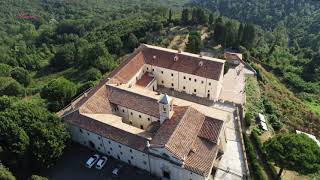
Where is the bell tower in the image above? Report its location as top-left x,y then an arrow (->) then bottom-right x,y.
158,94 -> 173,124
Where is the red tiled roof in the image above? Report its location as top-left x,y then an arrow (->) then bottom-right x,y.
107,85 -> 160,118
198,117 -> 224,143
64,111 -> 148,151
151,107 -> 206,160
142,47 -> 224,80
109,51 -> 146,84
136,72 -> 154,87
184,137 -> 218,176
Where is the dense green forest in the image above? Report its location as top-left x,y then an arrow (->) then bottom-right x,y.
189,0 -> 320,114
0,0 -> 319,179
0,0 -> 187,179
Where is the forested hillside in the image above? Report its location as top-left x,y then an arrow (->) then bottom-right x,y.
0,0 -> 319,179
0,0 -> 186,179
189,0 -> 320,117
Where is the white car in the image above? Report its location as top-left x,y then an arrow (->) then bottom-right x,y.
85,154 -> 100,168
95,156 -> 108,170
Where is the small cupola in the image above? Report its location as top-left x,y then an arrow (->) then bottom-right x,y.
158,94 -> 173,124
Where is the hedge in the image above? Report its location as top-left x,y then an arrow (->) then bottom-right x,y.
243,133 -> 266,180
251,131 -> 279,179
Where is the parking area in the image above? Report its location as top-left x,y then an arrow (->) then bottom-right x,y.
44,143 -> 159,180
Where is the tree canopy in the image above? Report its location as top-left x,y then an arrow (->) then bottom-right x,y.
264,133 -> 320,177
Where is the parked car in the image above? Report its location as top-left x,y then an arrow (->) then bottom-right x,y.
95,156 -> 108,170
111,165 -> 124,178
85,154 -> 100,168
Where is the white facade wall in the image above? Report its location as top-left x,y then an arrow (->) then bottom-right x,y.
178,72 -> 207,98
154,66 -> 179,90
101,138 -> 150,171
68,124 -> 211,180
68,124 -> 150,171
149,154 -> 205,180
68,125 -> 105,153
114,105 -> 159,130
145,64 -> 222,101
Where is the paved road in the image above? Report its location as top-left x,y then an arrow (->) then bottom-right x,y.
44,143 -> 159,180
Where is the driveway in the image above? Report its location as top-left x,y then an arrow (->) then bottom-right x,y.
44,143 -> 159,180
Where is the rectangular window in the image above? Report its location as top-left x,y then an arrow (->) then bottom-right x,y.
161,71 -> 163,74
171,83 -> 174,87
209,82 -> 211,86
201,81 -> 204,84
171,73 -> 173,77
194,79 -> 197,82
189,78 -> 191,81
194,89 -> 197,93
109,141 -> 111,144
79,129 -> 83,133
139,115 -> 141,118
183,76 -> 186,79
119,145 -> 121,148
130,112 -> 133,115
161,80 -> 164,84
183,86 -> 186,90
120,152 -> 123,155
143,161 -> 147,165
140,125 -> 144,130
130,149 -> 133,153
122,109 -> 125,113
148,118 -> 150,121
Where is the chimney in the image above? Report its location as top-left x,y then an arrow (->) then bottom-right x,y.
146,141 -> 150,148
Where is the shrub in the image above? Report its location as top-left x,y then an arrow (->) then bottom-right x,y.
29,175 -> 48,180
0,77 -> 24,97
0,167 -> 16,180
251,131 -> 279,179
85,68 -> 102,81
0,63 -> 12,77
245,112 -> 252,127
40,78 -> 77,111
243,133 -> 266,180
10,67 -> 31,86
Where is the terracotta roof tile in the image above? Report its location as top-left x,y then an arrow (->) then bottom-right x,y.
184,138 -> 218,176
107,85 -> 159,118
109,51 -> 146,84
151,107 -> 205,160
136,73 -> 154,87
198,117 -> 224,143
64,111 -> 148,151
142,47 -> 223,80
